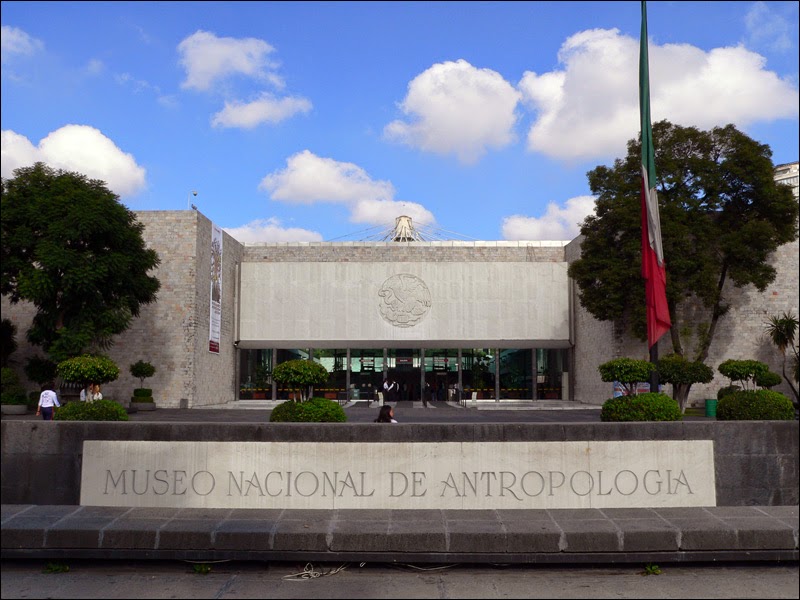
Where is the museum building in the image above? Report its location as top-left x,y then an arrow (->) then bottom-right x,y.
3,163 -> 797,408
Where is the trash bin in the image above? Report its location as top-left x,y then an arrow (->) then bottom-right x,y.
351,388 -> 359,401
705,399 -> 718,418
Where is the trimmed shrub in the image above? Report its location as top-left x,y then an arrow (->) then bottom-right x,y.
271,360 -> 329,402
133,388 -> 153,397
754,370 -> 782,389
717,385 -> 740,400
270,397 -> 347,423
54,398 -> 129,421
130,360 -> 156,388
716,390 -> 794,421
130,396 -> 154,403
598,358 -> 655,396
600,392 -> 683,422
57,354 -> 120,387
717,359 -> 770,390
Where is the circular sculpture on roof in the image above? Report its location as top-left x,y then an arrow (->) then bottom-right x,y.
378,273 -> 431,328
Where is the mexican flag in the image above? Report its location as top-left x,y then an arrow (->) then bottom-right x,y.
639,0 -> 671,348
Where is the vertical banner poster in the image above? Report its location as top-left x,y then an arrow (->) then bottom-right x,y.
209,224 -> 223,353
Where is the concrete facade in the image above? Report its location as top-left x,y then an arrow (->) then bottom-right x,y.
1,159 -> 797,407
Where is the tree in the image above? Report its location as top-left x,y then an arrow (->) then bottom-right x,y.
0,319 -> 17,368
657,353 -> 713,413
1,163 -> 160,362
568,122 -> 798,366
56,354 -> 120,392
764,312 -> 799,406
597,358 -> 655,397
129,360 -> 156,390
271,359 -> 329,402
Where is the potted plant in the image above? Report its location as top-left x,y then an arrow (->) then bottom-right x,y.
129,360 -> 157,411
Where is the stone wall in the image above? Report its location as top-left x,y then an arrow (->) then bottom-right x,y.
2,421 -> 796,507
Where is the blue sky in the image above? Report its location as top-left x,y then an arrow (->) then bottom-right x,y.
2,1 -> 798,243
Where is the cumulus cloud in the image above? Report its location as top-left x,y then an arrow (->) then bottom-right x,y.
520,28 -> 799,161
178,30 -> 282,91
501,195 -> 596,241
1,25 -> 43,63
1,125 -> 147,197
259,150 -> 435,226
211,93 -> 312,129
224,217 -> 323,243
384,59 -> 521,164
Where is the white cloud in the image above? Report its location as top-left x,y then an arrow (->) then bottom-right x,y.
85,58 -> 105,76
501,195 -> 596,241
520,28 -> 799,161
211,93 -> 312,129
1,25 -> 43,63
1,125 -> 147,197
224,218 -> 323,243
259,150 -> 435,226
745,1 -> 795,54
384,59 -> 521,164
178,30 -> 282,91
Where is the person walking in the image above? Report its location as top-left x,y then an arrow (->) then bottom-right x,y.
36,382 -> 61,421
374,405 -> 398,423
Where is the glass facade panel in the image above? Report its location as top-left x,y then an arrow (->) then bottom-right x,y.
349,349 -> 382,401
238,346 -> 570,402
313,349 -> 347,401
499,349 -> 533,399
461,348 -> 495,400
238,349 -> 273,399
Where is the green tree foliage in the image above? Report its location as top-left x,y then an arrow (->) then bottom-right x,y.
600,392 -> 682,422
56,354 -> 120,389
0,319 -> 17,368
764,312 -> 799,405
1,163 -> 160,362
568,122 -> 798,365
717,359 -> 772,391
54,398 -> 129,421
657,353 -> 713,413
597,358 -> 655,396
269,397 -> 347,422
129,360 -> 156,389
24,355 -> 58,387
271,359 -> 329,402
716,389 -> 794,421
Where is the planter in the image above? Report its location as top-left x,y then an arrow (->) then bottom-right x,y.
130,402 -> 156,411
1,404 -> 28,415
705,398 -> 718,418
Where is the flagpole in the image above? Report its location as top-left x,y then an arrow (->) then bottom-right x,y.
640,0 -> 669,391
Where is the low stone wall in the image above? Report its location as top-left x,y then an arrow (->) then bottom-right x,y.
1,421 -> 797,507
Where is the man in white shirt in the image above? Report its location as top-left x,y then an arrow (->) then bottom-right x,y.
36,382 -> 61,421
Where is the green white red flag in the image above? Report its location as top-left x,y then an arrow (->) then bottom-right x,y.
639,0 -> 671,348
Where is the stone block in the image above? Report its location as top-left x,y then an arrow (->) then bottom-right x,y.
272,518 -> 332,551
554,519 -> 621,553
330,518 -> 391,552
614,518 -> 679,552
158,519 -> 218,550
213,519 -> 275,551
386,519 -> 447,552
445,519 -> 507,553
501,518 -> 562,553
100,519 -> 164,549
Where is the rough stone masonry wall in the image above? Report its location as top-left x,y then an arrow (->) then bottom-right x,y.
106,211 -> 200,407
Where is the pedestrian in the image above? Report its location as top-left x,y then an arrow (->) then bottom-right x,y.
374,405 -> 397,423
80,383 -> 93,402
36,381 -> 61,421
90,383 -> 103,401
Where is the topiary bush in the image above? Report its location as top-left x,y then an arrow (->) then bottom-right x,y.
54,398 -> 129,421
271,359 -> 329,402
717,385 -> 740,400
269,397 -> 347,423
600,392 -> 683,422
597,358 -> 655,396
716,390 -> 794,421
